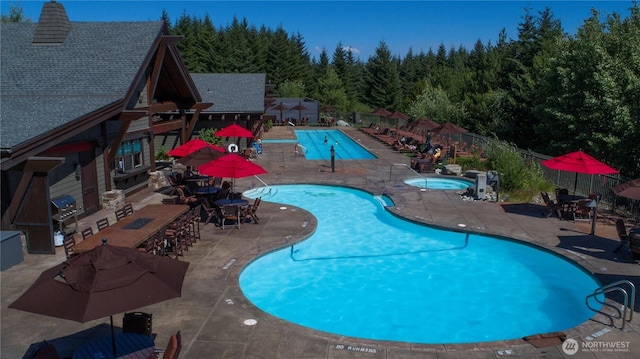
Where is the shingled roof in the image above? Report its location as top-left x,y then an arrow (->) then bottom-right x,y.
190,73 -> 266,113
0,20 -> 164,150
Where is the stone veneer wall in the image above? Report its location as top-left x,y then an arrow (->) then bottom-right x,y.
102,190 -> 124,210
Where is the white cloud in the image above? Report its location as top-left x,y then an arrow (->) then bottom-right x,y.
342,46 -> 360,55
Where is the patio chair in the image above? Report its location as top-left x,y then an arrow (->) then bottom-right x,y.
123,202 -> 135,216
122,312 -> 153,337
96,217 -> 110,231
541,192 -> 562,219
151,330 -> 181,359
188,204 -> 201,243
200,198 -> 218,226
62,234 -> 78,259
573,199 -> 592,222
241,197 -> 261,224
220,205 -> 241,230
613,219 -> 629,253
80,227 -> 94,241
115,207 -> 127,222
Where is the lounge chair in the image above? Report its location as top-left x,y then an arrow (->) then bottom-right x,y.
613,219 -> 628,253
541,192 -> 562,219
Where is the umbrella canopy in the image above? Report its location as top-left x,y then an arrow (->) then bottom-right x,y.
433,122 -> 468,135
198,153 -> 267,179
167,139 -> 220,157
542,150 -> 619,198
408,118 -> 440,130
541,150 -> 618,175
271,102 -> 288,122
371,108 -> 392,117
319,105 -> 336,112
612,178 -> 640,201
9,244 -> 189,323
177,145 -> 226,168
387,111 -> 410,120
9,243 -> 189,355
215,123 -> 254,138
290,103 -> 308,120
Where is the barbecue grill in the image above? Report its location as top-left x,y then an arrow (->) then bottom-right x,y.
51,195 -> 78,235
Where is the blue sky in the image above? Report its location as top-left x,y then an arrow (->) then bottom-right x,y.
5,1 -> 635,60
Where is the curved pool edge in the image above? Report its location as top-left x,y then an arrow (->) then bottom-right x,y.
237,183 -> 606,347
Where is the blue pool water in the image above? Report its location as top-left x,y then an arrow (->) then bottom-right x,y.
293,129 -> 376,160
405,176 -> 474,190
240,184 -> 601,344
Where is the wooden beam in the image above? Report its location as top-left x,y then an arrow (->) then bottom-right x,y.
148,43 -> 167,103
106,118 -> 134,171
149,102 -> 178,113
151,120 -> 183,134
1,157 -> 64,228
192,102 -> 213,111
119,111 -> 147,121
185,109 -> 202,138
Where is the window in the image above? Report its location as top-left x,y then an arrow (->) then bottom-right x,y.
116,139 -> 143,173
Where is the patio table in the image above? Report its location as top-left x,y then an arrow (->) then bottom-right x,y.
195,186 -> 220,196
73,204 -> 189,253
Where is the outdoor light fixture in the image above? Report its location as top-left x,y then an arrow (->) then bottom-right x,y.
587,199 -> 599,235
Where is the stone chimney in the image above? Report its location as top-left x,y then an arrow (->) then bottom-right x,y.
32,0 -> 71,44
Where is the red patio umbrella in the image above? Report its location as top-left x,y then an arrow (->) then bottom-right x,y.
215,123 -> 254,138
541,150 -> 619,195
198,153 -> 267,189
168,139 -> 223,157
612,178 -> 640,201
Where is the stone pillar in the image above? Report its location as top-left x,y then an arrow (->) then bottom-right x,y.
102,190 -> 125,210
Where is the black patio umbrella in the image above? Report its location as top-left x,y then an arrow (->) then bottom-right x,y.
9,242 -> 189,356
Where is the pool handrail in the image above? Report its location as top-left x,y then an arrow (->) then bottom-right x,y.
390,163 -> 428,187
585,279 -> 635,329
253,176 -> 272,196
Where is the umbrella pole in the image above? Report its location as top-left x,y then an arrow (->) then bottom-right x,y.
573,173 -> 578,196
110,315 -> 116,356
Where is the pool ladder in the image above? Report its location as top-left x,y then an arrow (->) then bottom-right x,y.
585,280 -> 635,329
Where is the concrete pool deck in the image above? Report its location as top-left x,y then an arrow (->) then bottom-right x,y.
2,126 -> 639,358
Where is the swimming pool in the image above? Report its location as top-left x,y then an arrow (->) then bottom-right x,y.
292,129 -> 376,160
240,184 -> 601,344
405,176 -> 474,190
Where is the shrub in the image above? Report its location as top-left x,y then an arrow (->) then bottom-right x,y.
155,146 -> 170,161
484,138 -> 552,201
198,128 -> 224,146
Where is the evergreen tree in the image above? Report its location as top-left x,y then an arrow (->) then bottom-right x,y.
364,41 -> 402,110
